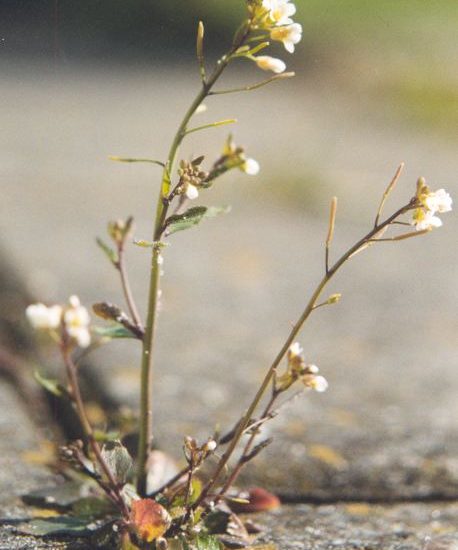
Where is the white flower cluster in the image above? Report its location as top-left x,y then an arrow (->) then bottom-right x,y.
276,342 -> 328,393
413,182 -> 452,231
252,0 -> 302,74
26,295 -> 91,348
288,343 -> 328,392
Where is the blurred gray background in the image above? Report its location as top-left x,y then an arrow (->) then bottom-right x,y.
1,1 -> 457,499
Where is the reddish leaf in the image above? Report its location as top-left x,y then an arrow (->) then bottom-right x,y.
229,487 -> 281,513
130,499 -> 170,542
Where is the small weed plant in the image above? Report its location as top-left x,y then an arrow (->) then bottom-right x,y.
22,1 -> 452,548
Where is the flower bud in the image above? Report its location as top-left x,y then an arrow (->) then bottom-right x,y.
327,293 -> 342,304
242,158 -> 260,176
310,375 -> 329,393
254,55 -> 286,74
203,439 -> 217,453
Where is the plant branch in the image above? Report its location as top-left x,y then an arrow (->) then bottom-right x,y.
210,72 -> 295,95
61,344 -> 129,518
216,390 -> 279,501
184,119 -> 237,136
116,245 -> 143,331
109,156 -> 165,167
194,200 -> 415,509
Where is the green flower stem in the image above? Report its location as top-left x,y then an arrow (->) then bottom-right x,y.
194,201 -> 414,508
136,20 -> 253,496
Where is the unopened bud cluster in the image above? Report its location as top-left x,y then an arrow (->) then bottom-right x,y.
177,158 -> 209,200
184,436 -> 217,466
108,216 -> 133,246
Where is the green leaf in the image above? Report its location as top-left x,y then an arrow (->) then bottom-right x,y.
16,516 -> 106,537
72,496 -> 116,519
172,478 -> 202,508
22,481 -> 88,509
96,237 -> 118,264
101,441 -> 133,484
94,324 -> 136,339
165,206 -> 230,235
34,370 -> 66,397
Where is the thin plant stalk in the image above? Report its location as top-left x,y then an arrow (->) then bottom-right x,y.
136,18 -> 254,496
216,390 -> 279,501
61,344 -> 130,518
194,200 -> 417,508
117,243 -> 143,330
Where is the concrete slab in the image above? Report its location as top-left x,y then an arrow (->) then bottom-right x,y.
1,64 -> 457,501
256,503 -> 458,550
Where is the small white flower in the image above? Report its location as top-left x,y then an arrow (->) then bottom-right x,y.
310,375 -> 329,393
423,188 -> 452,214
270,23 -> 302,53
203,439 -> 217,452
185,183 -> 199,200
305,364 -> 319,375
157,254 -> 164,266
72,328 -> 91,348
262,0 -> 296,25
254,55 -> 286,74
69,295 -> 81,308
242,158 -> 260,176
64,296 -> 91,348
413,210 -> 443,231
288,342 -> 303,358
26,303 -> 62,330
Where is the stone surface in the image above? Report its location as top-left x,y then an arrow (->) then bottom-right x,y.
0,382 -> 54,518
1,63 -> 457,505
256,503 -> 458,550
